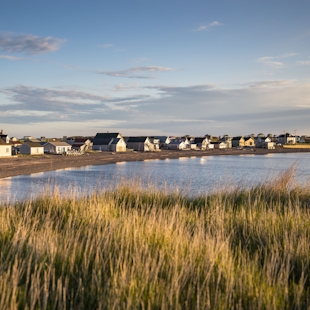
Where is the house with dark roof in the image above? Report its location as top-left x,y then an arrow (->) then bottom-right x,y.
167,140 -> 187,150
255,137 -> 275,149
193,137 -> 210,150
232,136 -> 245,148
92,137 -> 127,152
94,132 -> 122,139
278,133 -> 296,145
126,137 -> 154,152
19,141 -> 44,155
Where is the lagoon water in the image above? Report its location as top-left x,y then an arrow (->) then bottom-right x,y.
1,152 -> 310,204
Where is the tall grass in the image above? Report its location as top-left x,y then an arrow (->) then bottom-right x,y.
0,171 -> 310,309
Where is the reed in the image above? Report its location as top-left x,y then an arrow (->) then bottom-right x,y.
0,170 -> 309,309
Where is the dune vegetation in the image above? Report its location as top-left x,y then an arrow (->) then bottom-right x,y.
0,168 -> 310,309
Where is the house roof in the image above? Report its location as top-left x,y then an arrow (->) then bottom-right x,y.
24,141 -> 43,148
127,137 -> 149,143
110,138 -> 122,145
232,136 -> 243,140
92,138 -> 113,146
74,138 -> 90,143
153,136 -> 169,143
169,140 -> 184,145
244,137 -> 254,142
194,137 -> 206,143
0,139 -> 10,145
44,142 -> 71,147
94,133 -> 120,139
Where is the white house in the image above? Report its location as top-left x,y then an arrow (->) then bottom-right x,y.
0,138 -> 12,157
110,138 -> 127,152
20,141 -> 44,155
44,142 -> 72,154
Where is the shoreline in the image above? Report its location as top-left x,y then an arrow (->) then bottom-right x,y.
0,148 -> 310,179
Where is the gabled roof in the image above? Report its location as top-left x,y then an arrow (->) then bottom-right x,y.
92,138 -> 113,146
232,136 -> 243,140
74,138 -> 91,143
0,139 -> 10,145
94,133 -> 121,139
193,137 -> 207,143
212,141 -> 226,145
244,137 -> 254,142
169,140 -> 185,145
110,138 -> 122,145
127,137 -> 149,143
44,142 -> 71,147
153,136 -> 169,144
23,141 -> 43,148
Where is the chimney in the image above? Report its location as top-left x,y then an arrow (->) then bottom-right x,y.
0,129 -> 3,135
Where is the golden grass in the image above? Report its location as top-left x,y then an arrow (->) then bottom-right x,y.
0,172 -> 310,309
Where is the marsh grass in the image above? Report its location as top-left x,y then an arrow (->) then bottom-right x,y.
0,170 -> 310,309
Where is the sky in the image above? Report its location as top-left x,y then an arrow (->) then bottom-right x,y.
0,0 -> 310,138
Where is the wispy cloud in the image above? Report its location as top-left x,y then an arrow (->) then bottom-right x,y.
100,43 -> 114,49
297,60 -> 310,66
0,32 -> 65,55
1,81 -> 309,135
257,53 -> 298,68
0,54 -> 23,61
95,66 -> 174,79
195,21 -> 223,32
0,85 -> 150,124
111,83 -> 142,92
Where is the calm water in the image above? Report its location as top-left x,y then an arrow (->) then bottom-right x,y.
1,153 -> 310,204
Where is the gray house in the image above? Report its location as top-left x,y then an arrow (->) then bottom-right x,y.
20,141 -> 44,155
44,142 -> 72,154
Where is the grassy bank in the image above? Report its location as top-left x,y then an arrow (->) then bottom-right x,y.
0,172 -> 310,309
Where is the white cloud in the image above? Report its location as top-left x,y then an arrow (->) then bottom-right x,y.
0,32 -> 65,55
257,53 -> 298,68
195,21 -> 223,31
96,66 -> 175,79
112,83 -> 141,91
0,54 -> 23,60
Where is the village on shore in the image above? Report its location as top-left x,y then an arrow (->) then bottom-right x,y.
0,129 -> 310,157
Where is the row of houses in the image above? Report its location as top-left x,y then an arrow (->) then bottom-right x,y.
1,129 -> 309,157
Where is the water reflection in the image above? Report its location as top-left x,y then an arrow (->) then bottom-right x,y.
1,153 -> 309,204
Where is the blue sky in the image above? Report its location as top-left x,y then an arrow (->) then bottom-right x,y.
1,0 -> 310,138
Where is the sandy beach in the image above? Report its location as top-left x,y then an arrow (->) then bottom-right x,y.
0,148 -> 309,179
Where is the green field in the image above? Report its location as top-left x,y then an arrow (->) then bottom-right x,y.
0,168 -> 310,309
